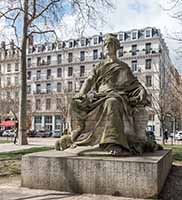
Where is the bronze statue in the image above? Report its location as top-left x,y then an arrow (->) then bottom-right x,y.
56,33 -> 161,155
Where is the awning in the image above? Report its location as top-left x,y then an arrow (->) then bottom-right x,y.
0,120 -> 16,127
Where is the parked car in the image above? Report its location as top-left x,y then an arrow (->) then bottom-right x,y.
0,130 -> 4,136
36,130 -> 52,137
2,130 -> 16,137
27,130 -> 37,137
51,130 -> 62,138
175,131 -> 182,140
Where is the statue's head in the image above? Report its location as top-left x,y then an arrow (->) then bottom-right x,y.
103,33 -> 120,59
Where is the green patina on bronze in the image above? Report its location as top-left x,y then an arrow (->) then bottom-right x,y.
56,33 -> 161,155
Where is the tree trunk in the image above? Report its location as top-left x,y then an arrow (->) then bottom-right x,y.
18,0 -> 29,145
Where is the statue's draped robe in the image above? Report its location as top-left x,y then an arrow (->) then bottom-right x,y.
71,60 -> 148,151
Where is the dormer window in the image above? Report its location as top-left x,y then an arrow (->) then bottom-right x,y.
118,33 -> 125,41
145,29 -> 152,38
131,31 -> 138,40
69,41 -> 73,48
81,39 -> 85,47
58,42 -> 62,49
93,37 -> 98,45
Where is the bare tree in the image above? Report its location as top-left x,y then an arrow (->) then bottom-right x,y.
0,0 -> 114,144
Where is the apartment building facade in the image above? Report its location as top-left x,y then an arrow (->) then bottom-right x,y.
0,27 -> 179,136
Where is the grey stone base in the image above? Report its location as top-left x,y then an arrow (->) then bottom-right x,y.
21,147 -> 172,198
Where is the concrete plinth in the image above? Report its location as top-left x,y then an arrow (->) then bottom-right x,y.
21,147 -> 172,199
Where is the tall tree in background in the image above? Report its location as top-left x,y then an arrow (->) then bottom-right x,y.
0,0 -> 114,145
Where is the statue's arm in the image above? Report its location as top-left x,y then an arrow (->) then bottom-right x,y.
79,67 -> 97,96
79,76 -> 94,95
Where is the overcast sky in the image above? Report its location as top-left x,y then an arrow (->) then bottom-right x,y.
61,0 -> 182,73
1,0 -> 182,72
99,0 -> 182,73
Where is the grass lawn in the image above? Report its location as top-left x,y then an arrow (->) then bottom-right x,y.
164,144 -> 182,162
0,140 -> 12,144
0,146 -> 54,160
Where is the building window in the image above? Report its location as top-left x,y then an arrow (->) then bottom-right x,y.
45,116 -> 52,123
81,39 -> 85,46
27,58 -> 31,67
132,31 -> 138,40
68,81 -> 73,92
7,77 -> 11,86
80,51 -> 85,61
69,41 -> 73,48
145,59 -> 152,70
57,68 -> 62,77
118,33 -> 124,41
56,98 -> 62,109
27,71 -> 31,80
55,115 -> 63,130
36,84 -> 41,94
14,76 -> 18,85
145,43 -> 151,54
37,57 -> 41,66
80,80 -> 84,89
131,60 -> 137,72
47,55 -> 51,65
93,37 -> 98,45
27,85 -> 31,94
47,69 -> 51,79
80,65 -> 85,77
93,49 -> 98,60
68,52 -> 73,63
68,67 -> 73,77
57,54 -> 62,64
15,91 -> 19,98
45,116 -> 52,130
36,70 -> 41,80
36,99 -> 41,110
7,91 -> 10,98
15,63 -> 19,71
46,99 -> 51,110
7,64 -> 11,72
146,75 -> 152,87
46,83 -> 51,93
57,82 -> 62,92
34,115 -> 42,130
145,29 -> 151,38
118,47 -> 123,57
131,44 -> 137,56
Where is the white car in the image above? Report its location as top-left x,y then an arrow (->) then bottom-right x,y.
2,130 -> 16,137
175,132 -> 182,140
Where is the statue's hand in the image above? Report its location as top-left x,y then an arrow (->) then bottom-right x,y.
73,93 -> 86,100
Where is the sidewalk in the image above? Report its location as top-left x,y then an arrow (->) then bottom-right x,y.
0,176 -> 144,200
0,137 -> 57,153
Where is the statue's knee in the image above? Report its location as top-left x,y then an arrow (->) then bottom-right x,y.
105,97 -> 118,107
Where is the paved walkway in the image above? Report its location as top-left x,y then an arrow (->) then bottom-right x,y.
0,137 -> 57,153
0,176 -> 144,200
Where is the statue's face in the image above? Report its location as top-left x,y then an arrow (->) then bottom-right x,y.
104,43 -> 116,58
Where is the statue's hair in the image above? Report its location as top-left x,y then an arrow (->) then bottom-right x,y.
104,33 -> 120,50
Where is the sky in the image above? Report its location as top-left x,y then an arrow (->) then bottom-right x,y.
60,0 -> 182,73
0,0 -> 182,72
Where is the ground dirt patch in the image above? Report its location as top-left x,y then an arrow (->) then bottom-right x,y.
159,162 -> 182,200
0,159 -> 21,176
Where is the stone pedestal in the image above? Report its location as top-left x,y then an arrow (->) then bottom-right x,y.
21,147 -> 172,199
